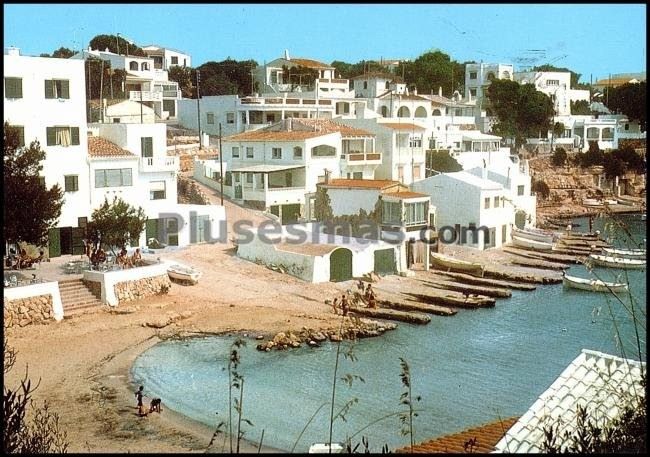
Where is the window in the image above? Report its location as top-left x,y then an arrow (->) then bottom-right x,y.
353,172 -> 363,179
494,196 -> 499,207
413,165 -> 421,180
484,197 -> 490,209
246,173 -> 253,184
517,185 -> 525,196
587,127 -> 599,140
469,88 -> 477,97
171,56 -> 178,65
397,166 -> 404,181
380,106 -> 388,117
293,146 -> 303,159
112,118 -> 121,123
141,137 -> 153,158
625,123 -> 630,131
469,71 -> 477,79
385,81 -> 390,89
64,175 -> 78,192
129,61 -> 138,71
404,202 -> 427,226
141,62 -> 149,71
46,126 -> 79,146
225,171 -> 232,186
207,112 -> 215,124
272,147 -> 282,159
246,147 -> 254,158
8,125 -> 24,146
602,128 -> 614,140
232,147 -> 240,158
311,144 -> 336,157
44,79 -> 70,99
226,112 -> 235,124
94,168 -> 133,188
363,81 -> 368,89
546,79 -> 559,86
162,99 -> 176,117
382,201 -> 401,225
4,77 -> 22,98
409,136 -> 422,148
150,181 -> 166,200
234,172 -> 240,182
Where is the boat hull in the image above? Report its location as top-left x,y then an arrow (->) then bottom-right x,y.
512,227 -> 554,244
512,236 -> 553,251
602,247 -> 646,259
167,265 -> 202,284
430,254 -> 484,276
588,254 -> 646,269
563,275 -> 629,293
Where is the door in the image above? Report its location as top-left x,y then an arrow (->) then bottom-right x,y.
235,185 -> 243,199
330,248 -> 353,282
166,218 -> 179,246
485,228 -> 496,249
515,211 -> 526,229
48,228 -> 61,258
374,248 -> 396,276
60,227 -> 73,255
146,219 -> 159,244
72,227 -> 86,255
285,172 -> 293,187
281,204 -> 301,225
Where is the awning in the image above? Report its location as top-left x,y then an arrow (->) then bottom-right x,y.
230,164 -> 305,173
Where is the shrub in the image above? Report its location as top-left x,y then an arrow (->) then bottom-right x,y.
532,180 -> 550,199
551,147 -> 567,166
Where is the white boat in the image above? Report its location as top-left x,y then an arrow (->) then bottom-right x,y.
430,253 -> 484,276
512,227 -> 554,244
167,264 -> 202,284
309,443 -> 344,454
511,235 -> 553,251
588,254 -> 646,270
602,247 -> 646,259
583,198 -> 602,206
563,273 -> 629,293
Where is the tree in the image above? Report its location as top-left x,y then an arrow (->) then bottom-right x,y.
612,145 -> 645,173
3,123 -> 64,247
532,180 -> 550,200
87,196 -> 147,254
427,150 -> 462,173
195,59 -> 258,97
571,100 -> 592,115
604,82 -> 646,131
486,79 -> 555,149
330,60 -> 387,80
52,47 -> 74,58
551,147 -> 568,166
282,64 -> 319,91
397,50 -> 465,96
168,65 -> 194,98
3,339 -> 69,453
88,34 -> 146,57
314,188 -> 333,222
576,140 -> 605,168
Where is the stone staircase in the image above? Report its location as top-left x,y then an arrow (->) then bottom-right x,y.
58,279 -> 103,316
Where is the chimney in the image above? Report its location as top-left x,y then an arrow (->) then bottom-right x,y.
284,49 -> 290,60
438,86 -> 442,97
7,46 -> 20,56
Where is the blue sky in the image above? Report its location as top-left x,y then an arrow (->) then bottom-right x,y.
4,3 -> 646,83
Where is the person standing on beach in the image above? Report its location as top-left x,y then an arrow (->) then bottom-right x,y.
332,298 -> 339,314
341,295 -> 349,316
135,385 -> 146,416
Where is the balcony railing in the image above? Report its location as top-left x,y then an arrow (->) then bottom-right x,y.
341,151 -> 382,165
140,156 -> 178,172
129,90 -> 162,102
239,97 -> 334,107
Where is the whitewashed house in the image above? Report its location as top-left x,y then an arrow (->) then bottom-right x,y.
514,71 -> 590,117
142,44 -> 191,70
101,99 -> 156,124
412,171 -> 514,250
464,62 -> 514,107
352,72 -> 406,99
72,47 -> 182,120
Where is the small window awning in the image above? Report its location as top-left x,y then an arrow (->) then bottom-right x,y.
230,164 -> 305,173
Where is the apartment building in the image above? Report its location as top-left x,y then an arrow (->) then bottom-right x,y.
142,44 -> 191,70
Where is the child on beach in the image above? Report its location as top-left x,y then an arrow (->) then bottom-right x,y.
135,385 -> 146,417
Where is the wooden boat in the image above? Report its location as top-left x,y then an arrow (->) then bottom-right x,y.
167,264 -> 202,284
562,273 -> 629,293
512,235 -> 553,251
512,227 -> 555,244
588,254 -> 646,270
430,253 -> 484,276
602,247 -> 646,259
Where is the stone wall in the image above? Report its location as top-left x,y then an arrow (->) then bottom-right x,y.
113,274 -> 172,304
4,294 -> 55,328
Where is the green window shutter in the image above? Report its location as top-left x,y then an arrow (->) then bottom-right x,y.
141,137 -> 153,157
71,127 -> 80,145
5,77 -> 23,98
46,127 -> 56,146
61,80 -> 70,99
94,170 -> 105,188
45,80 -> 54,99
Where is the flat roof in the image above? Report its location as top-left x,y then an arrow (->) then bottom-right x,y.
439,171 -> 503,190
461,131 -> 501,140
230,164 -> 305,173
382,191 -> 430,200
320,179 -> 401,190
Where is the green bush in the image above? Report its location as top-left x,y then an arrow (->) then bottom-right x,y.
551,147 -> 567,166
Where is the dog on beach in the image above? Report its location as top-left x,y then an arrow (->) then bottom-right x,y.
149,398 -> 162,413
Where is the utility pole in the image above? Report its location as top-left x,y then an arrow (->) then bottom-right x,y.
140,90 -> 143,124
99,60 -> 104,122
196,70 -> 202,150
219,123 -> 224,205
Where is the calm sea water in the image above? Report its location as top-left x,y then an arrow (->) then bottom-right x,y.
132,214 -> 646,452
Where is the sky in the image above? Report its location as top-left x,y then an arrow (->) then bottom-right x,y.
4,3 -> 647,83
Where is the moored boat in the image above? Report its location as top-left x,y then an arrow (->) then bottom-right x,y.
602,247 -> 646,259
588,254 -> 646,269
167,264 -> 202,284
512,227 -> 555,244
511,235 -> 553,251
430,253 -> 484,277
562,273 -> 629,293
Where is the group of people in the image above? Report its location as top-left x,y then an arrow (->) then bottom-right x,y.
135,385 -> 162,417
330,282 -> 378,315
116,247 -> 143,269
6,247 -> 44,270
83,233 -> 144,270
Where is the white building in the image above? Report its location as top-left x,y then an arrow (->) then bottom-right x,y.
412,171 -> 515,250
352,72 -> 406,99
464,62 -> 514,106
514,71 -> 590,117
72,47 -> 182,120
101,99 -> 156,124
142,44 -> 191,70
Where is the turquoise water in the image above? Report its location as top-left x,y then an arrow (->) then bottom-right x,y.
132,214 -> 646,452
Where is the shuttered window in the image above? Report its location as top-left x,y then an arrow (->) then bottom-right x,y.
94,168 -> 133,188
382,201 -> 401,225
64,175 -> 79,192
46,126 -> 80,146
44,79 -> 70,99
141,137 -> 153,157
4,77 -> 23,98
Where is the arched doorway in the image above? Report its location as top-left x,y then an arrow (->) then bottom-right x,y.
414,106 -> 427,118
330,248 -> 353,282
397,106 -> 410,118
515,211 -> 527,229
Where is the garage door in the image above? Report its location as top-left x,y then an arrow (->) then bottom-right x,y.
374,248 -> 396,276
330,248 -> 353,282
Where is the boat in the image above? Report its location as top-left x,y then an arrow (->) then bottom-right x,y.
588,254 -> 646,270
602,247 -> 646,259
167,264 -> 202,284
309,443 -> 344,454
430,253 -> 484,277
511,235 -> 553,251
512,227 -> 555,244
583,198 -> 602,206
562,273 -> 629,293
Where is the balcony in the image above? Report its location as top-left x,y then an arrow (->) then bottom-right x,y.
341,151 -> 382,165
129,90 -> 162,102
238,96 -> 335,108
139,156 -> 178,172
233,186 -> 306,206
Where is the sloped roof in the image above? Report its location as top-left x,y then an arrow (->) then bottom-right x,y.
379,122 -> 426,131
382,191 -> 430,200
289,58 -> 333,69
493,349 -> 646,453
397,417 -> 518,453
224,129 -> 328,142
87,137 -> 136,158
320,179 -> 401,190
291,119 -> 374,137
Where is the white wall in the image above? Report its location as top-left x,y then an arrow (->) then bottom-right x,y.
327,188 -> 381,216
4,53 -> 91,228
3,281 -> 64,320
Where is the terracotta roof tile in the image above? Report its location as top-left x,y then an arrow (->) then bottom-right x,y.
382,191 -> 430,199
380,122 -> 426,131
289,58 -> 333,69
396,417 -> 518,453
320,179 -> 401,190
87,137 -> 136,158
224,129 -> 328,142
223,118 -> 374,142
291,119 -> 374,137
